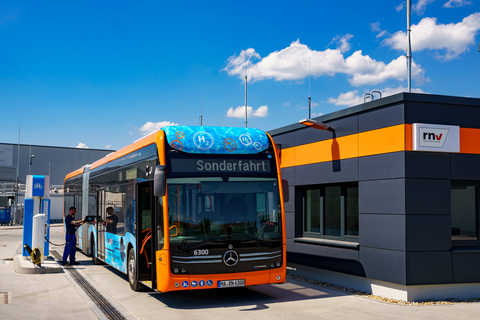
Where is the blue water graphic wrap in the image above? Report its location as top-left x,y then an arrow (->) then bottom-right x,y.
105,233 -> 128,273
163,126 -> 269,154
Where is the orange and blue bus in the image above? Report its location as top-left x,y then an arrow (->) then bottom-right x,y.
64,126 -> 286,292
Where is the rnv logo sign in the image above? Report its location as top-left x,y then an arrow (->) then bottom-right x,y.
419,128 -> 449,148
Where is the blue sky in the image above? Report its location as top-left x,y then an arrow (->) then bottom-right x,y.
0,0 -> 479,150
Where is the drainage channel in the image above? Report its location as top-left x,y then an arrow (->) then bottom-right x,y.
51,250 -> 129,320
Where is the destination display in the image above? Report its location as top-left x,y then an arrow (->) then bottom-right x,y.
170,158 -> 272,173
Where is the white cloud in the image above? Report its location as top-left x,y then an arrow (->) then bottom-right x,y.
138,121 -> 178,135
383,13 -> 480,60
311,112 -> 324,118
443,0 -> 472,8
396,2 -> 406,12
75,143 -> 88,149
376,30 -> 388,38
224,48 -> 261,80
283,102 -> 290,106
370,22 -> 388,38
413,0 -> 436,15
327,86 -> 428,107
104,144 -> 112,149
224,39 -> 427,86
331,34 -> 354,53
327,90 -> 364,107
226,105 -> 269,118
370,22 -> 382,32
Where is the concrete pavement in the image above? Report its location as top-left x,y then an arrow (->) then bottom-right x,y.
2,224 -> 480,320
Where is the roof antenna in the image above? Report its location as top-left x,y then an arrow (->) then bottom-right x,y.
199,97 -> 203,126
407,0 -> 412,93
308,51 -> 312,118
245,74 -> 248,128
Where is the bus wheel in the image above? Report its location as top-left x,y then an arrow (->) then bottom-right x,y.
91,237 -> 101,265
128,248 -> 141,291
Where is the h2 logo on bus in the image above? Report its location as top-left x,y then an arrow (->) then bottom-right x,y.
194,249 -> 209,256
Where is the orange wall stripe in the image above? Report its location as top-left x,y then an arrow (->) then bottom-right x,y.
358,124 -> 405,157
281,124 -> 407,168
404,124 -> 413,151
460,127 -> 480,154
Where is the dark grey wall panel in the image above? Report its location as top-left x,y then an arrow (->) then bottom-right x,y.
359,179 -> 405,214
359,214 -> 405,251
288,252 -> 366,277
294,115 -> 358,146
359,247 -> 406,285
294,158 -> 358,186
453,251 -> 480,283
451,154 -> 480,180
405,152 -> 450,179
287,238 -> 295,252
405,101 -> 450,125
283,185 -> 295,213
280,167 -> 295,186
406,215 -> 451,251
273,132 -> 295,149
358,103 -> 404,132
405,179 -> 450,215
294,242 -> 359,261
450,105 -> 480,129
406,251 -> 452,285
285,212 -> 296,240
359,152 -> 405,181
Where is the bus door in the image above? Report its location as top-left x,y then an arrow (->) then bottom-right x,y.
97,189 -> 106,261
136,181 -> 156,288
74,193 -> 81,247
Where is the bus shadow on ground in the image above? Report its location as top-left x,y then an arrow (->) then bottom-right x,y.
99,258 -> 345,310
149,279 -> 346,310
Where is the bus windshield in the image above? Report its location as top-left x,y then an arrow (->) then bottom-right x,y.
167,177 -> 282,247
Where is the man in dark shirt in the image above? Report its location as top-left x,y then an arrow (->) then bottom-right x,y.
62,207 -> 84,266
105,207 -> 118,234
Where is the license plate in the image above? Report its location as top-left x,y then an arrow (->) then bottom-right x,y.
218,279 -> 245,288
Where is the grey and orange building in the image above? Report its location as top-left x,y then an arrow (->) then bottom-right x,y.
269,92 -> 480,301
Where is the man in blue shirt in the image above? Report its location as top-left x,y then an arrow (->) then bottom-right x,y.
62,207 -> 84,266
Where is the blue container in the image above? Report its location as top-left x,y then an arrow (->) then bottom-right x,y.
0,208 -> 11,225
5,209 -> 11,224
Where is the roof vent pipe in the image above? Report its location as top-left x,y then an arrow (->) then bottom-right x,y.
364,91 -> 382,103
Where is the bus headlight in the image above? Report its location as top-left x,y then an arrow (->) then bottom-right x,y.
173,268 -> 179,274
270,263 -> 275,268
276,262 -> 281,267
181,268 -> 187,273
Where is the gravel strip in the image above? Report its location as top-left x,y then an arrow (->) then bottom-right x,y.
286,274 -> 480,305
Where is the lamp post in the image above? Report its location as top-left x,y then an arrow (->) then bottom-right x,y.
29,155 -> 34,175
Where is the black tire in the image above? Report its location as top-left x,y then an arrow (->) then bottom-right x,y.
128,248 -> 141,291
91,237 -> 101,265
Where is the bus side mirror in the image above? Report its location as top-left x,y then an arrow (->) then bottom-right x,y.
282,179 -> 289,203
154,165 -> 168,197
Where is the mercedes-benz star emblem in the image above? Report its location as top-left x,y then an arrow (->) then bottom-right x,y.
223,250 -> 239,267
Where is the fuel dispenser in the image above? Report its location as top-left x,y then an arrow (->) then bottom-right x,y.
22,175 -> 50,264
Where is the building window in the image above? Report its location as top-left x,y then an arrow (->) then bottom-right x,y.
302,183 -> 359,241
451,182 -> 479,243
